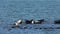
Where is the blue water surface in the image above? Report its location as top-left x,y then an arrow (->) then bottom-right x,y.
0,0 -> 60,34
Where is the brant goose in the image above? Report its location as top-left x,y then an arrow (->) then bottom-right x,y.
25,19 -> 44,24
25,19 -> 33,24
12,20 -> 22,28
32,19 -> 44,24
54,19 -> 60,24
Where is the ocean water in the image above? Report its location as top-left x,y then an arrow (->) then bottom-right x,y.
0,0 -> 60,34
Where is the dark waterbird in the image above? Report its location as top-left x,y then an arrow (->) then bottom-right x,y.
25,19 -> 45,24
54,19 -> 60,24
34,19 -> 44,24
10,19 -> 22,28
25,19 -> 33,24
